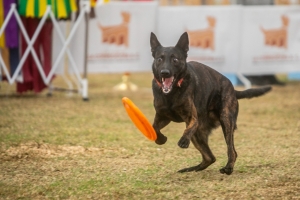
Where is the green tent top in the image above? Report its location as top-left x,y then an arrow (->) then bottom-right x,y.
18,0 -> 77,19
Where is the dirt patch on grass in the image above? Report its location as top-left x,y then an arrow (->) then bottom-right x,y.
0,142 -> 103,161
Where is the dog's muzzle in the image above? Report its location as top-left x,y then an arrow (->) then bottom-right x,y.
161,76 -> 174,94
159,69 -> 174,94
154,76 -> 184,94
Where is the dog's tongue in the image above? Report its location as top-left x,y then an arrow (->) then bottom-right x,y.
162,77 -> 174,88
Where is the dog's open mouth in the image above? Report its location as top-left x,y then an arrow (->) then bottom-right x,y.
162,76 -> 174,94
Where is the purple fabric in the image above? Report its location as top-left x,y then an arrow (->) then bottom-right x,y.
4,0 -> 18,48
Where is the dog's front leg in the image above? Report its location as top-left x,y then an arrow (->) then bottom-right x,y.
153,114 -> 170,145
177,103 -> 198,148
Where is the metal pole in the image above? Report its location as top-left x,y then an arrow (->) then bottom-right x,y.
82,1 -> 90,101
82,11 -> 89,101
83,11 -> 89,81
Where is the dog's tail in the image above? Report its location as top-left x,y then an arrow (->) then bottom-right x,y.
235,86 -> 272,99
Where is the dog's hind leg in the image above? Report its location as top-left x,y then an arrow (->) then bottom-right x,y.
219,100 -> 238,175
178,128 -> 216,173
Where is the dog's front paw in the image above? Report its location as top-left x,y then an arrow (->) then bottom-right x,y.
155,134 -> 167,145
177,136 -> 190,148
219,167 -> 233,175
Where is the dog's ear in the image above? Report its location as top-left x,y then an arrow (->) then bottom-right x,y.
175,32 -> 189,56
150,32 -> 161,57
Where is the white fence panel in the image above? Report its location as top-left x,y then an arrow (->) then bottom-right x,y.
83,2 -> 158,73
157,6 -> 242,73
239,6 -> 300,75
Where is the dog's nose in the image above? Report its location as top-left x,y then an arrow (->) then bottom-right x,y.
160,69 -> 170,76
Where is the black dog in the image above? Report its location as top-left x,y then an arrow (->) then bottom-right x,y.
150,32 -> 271,175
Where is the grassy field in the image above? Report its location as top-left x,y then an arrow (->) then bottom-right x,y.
0,73 -> 299,199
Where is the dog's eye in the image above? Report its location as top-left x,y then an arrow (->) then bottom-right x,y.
157,58 -> 162,63
173,58 -> 179,63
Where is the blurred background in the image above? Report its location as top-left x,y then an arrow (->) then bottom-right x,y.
1,0 -> 300,98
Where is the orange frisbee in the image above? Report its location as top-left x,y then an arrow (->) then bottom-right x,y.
122,97 -> 157,141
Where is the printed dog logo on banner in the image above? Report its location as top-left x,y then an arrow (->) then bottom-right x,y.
260,15 -> 289,49
97,12 -> 130,47
187,16 -> 216,50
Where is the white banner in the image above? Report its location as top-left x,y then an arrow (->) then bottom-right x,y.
87,2 -> 158,73
157,6 -> 242,73
51,4 -> 300,76
239,6 -> 300,75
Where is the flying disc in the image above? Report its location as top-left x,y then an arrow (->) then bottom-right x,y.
122,97 -> 157,141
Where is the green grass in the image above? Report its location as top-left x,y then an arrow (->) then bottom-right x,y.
0,73 -> 300,199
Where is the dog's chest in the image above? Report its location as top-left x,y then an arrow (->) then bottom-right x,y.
154,98 -> 184,122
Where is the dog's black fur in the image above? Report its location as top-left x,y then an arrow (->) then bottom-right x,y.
150,32 -> 272,175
